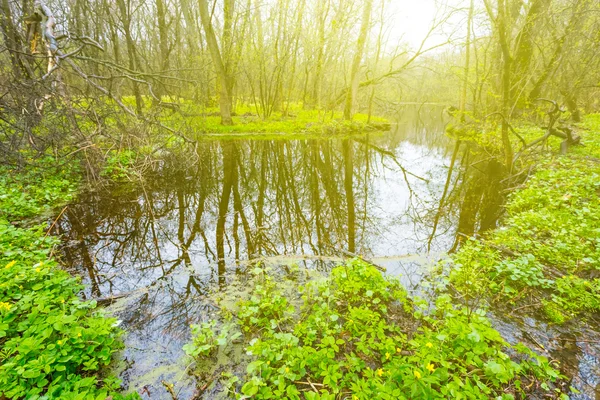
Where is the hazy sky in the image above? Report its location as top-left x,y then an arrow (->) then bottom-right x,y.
387,0 -> 470,49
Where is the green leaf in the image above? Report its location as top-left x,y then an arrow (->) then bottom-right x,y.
241,381 -> 259,396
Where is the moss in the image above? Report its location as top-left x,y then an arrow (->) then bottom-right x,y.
158,102 -> 390,136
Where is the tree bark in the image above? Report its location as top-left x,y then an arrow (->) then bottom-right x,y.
155,0 -> 169,99
1,0 -> 32,79
344,0 -> 373,120
459,0 -> 474,119
199,0 -> 234,125
116,0 -> 143,115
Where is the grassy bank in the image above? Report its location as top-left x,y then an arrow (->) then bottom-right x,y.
448,115 -> 600,323
156,101 -> 391,136
0,160 -> 138,399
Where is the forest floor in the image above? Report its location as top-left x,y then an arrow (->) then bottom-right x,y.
0,114 -> 598,399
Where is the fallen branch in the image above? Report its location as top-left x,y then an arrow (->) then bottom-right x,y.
513,99 -> 581,164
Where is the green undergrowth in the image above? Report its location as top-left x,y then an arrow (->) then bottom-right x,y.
446,112 -> 600,162
0,159 -> 139,399
576,113 -> 600,158
185,261 -> 562,399
0,157 -> 79,222
446,115 -> 600,324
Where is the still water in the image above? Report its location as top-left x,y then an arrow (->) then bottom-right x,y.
56,114 -> 454,396
55,113 -> 599,399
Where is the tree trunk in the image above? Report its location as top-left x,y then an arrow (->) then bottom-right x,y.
198,0 -> 233,125
344,0 -> 373,120
1,0 -> 31,79
485,0 -> 513,170
459,0 -> 474,120
562,90 -> 580,122
311,0 -> 329,109
155,0 -> 169,100
116,0 -> 143,115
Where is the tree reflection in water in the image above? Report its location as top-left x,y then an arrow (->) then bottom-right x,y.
56,114 -> 476,396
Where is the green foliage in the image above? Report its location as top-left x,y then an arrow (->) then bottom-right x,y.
183,321 -> 242,358
186,260 -> 561,399
0,157 -> 79,221
237,269 -> 295,332
101,150 -> 138,180
576,114 -> 600,158
0,160 -> 139,399
159,102 -> 389,136
447,133 -> 600,322
0,222 -> 138,399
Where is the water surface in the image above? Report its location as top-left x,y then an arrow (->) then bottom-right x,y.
55,113 -> 599,399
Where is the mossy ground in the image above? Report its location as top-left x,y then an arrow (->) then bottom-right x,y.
153,100 -> 390,136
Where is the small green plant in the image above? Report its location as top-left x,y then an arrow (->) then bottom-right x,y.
237,268 -> 295,332
0,157 -> 79,221
183,320 -> 242,357
101,149 -> 138,180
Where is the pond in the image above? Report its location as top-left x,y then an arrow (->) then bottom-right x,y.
54,112 -> 599,399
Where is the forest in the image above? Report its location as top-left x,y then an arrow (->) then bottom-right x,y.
1,0 -> 599,398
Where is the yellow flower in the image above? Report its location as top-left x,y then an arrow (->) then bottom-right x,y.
77,332 -> 82,337
353,396 -> 359,400
0,302 -> 11,312
57,340 -> 63,345
385,352 -> 390,360
285,367 -> 290,373
61,299 -> 65,304
426,363 -> 435,373
396,347 -> 401,353
5,260 -> 16,269
425,342 -> 433,348
376,368 -> 383,377
266,361 -> 270,365
414,370 -> 422,379
35,267 -> 41,273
